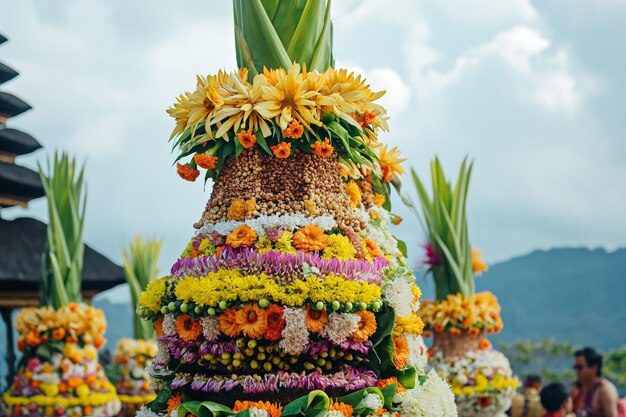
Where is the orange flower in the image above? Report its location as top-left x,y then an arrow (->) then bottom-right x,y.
311,138 -> 334,157
67,376 -> 84,388
264,304 -> 285,341
228,199 -> 247,221
392,335 -> 410,369
282,120 -> 304,139
17,338 -> 25,352
377,377 -> 407,393
271,142 -> 291,158
219,308 -> 241,337
235,304 -> 268,339
293,225 -> 329,251
372,193 -> 386,208
353,111 -> 376,128
237,129 -> 257,148
345,181 -> 361,208
154,318 -> 164,337
350,310 -> 377,342
25,331 -> 41,347
329,401 -> 354,417
176,163 -> 200,182
369,210 -> 380,221
83,406 -> 92,416
193,154 -> 218,170
226,224 -> 257,248
433,323 -> 446,333
362,238 -> 383,259
468,327 -> 481,336
391,215 -> 403,225
52,327 -> 66,340
449,327 -> 461,336
175,314 -> 202,342
233,401 -> 283,417
167,392 -> 183,417
305,307 -> 328,333
472,248 -> 488,275
479,337 -> 491,350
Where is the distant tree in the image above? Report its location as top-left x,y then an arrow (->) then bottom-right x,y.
604,346 -> 626,393
498,340 -> 576,384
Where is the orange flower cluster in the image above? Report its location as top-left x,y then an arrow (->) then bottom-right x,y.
282,119 -> 304,139
311,138 -> 334,157
271,142 -> 291,158
226,224 -> 258,248
418,292 -> 503,335
15,304 -> 107,351
377,377 -> 407,393
233,401 -> 283,417
193,153 -> 218,169
293,225 -> 329,251
237,129 -> 257,148
176,162 -> 200,182
329,401 -> 354,417
218,304 -> 285,339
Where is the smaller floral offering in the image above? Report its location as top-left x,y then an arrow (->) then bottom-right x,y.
113,338 -> 158,415
430,349 -> 520,417
2,304 -> 121,417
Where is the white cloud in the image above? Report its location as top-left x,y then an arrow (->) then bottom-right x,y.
436,0 -> 538,22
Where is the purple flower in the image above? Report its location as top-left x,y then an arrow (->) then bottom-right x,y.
422,242 -> 442,267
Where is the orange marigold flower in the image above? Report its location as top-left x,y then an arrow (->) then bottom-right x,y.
282,119 -> 304,139
433,323 -> 446,333
377,377 -> 407,393
52,327 -> 65,340
471,248 -> 488,275
353,111 -> 376,128
167,392 -> 183,417
467,327 -> 480,336
293,225 -> 329,251
311,138 -> 334,157
193,153 -> 218,170
372,193 -> 386,208
478,337 -> 491,350
245,198 -> 257,213
176,163 -> 200,182
449,327 -> 462,336
350,310 -> 377,342
233,401 -> 283,417
235,303 -> 268,339
392,335 -> 410,369
305,307 -> 328,333
226,224 -> 257,248
175,314 -> 202,342
219,308 -> 241,337
362,238 -> 383,259
228,199 -> 247,221
345,181 -> 361,208
329,401 -> 354,417
271,142 -> 291,158
264,304 -> 285,341
67,376 -> 84,388
237,129 -> 257,148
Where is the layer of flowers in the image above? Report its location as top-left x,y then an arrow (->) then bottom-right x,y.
430,349 -> 519,417
113,338 -> 157,402
167,65 -> 403,181
171,247 -> 387,284
419,292 -> 503,335
14,303 -> 106,350
197,214 -> 337,236
139,273 -> 382,315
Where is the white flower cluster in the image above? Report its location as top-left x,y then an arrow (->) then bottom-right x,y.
326,411 -> 346,417
199,213 -> 337,236
155,341 -> 170,365
395,370 -> 458,417
200,316 -> 220,342
135,405 -> 162,417
407,334 -> 428,373
279,307 -> 309,354
319,312 -> 360,345
246,408 -> 270,417
358,393 -> 384,411
162,314 -> 176,337
383,276 -> 414,317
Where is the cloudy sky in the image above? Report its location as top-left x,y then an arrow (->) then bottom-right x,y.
2,0 -> 625,274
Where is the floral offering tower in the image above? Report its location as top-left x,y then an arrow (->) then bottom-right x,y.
113,238 -> 163,415
135,1 -> 456,417
411,158 -> 519,417
2,153 -> 121,417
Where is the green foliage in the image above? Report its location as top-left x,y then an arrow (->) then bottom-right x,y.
233,0 -> 334,79
38,152 -> 87,309
121,236 -> 163,340
410,157 -> 474,299
604,346 -> 626,392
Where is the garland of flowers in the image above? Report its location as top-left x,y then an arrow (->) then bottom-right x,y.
418,292 -> 503,335
167,65 -> 403,183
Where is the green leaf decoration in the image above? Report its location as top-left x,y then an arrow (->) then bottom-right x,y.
282,390 -> 330,417
396,238 -> 408,258
378,383 -> 398,410
178,401 -> 233,417
146,389 -> 170,412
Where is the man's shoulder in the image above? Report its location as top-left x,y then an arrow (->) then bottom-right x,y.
598,379 -> 619,399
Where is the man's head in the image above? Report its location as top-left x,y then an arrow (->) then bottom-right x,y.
524,374 -> 542,390
574,347 -> 603,383
540,382 -> 571,413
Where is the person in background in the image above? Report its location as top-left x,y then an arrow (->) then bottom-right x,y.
540,383 -> 573,417
574,347 -> 619,417
571,381 -> 584,416
511,374 -> 545,417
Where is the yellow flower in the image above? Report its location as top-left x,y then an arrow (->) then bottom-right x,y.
345,181 -> 361,208
322,234 -> 357,260
376,144 -> 406,183
393,313 -> 425,336
275,231 -> 296,254
41,383 -> 59,397
175,277 -> 199,303
75,384 -> 90,398
139,278 -> 167,313
256,64 -> 321,130
304,199 -> 318,216
472,248 -> 488,275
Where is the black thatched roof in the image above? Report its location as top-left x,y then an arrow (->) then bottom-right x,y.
0,161 -> 43,199
0,128 -> 42,155
0,217 -> 125,292
0,91 -> 31,119
0,62 -> 18,85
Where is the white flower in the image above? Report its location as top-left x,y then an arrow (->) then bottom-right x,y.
155,341 -> 170,365
171,409 -> 178,417
200,316 -> 221,341
383,277 -> 413,317
247,408 -> 270,417
357,393 -> 383,411
163,314 -> 177,337
395,370 -> 457,417
34,372 -> 60,385
136,405 -> 161,417
279,307 -> 309,354
326,411 -> 345,417
406,334 -> 428,373
319,312 -> 360,345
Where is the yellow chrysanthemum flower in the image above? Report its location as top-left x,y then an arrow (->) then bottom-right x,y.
322,234 -> 357,260
139,278 -> 167,313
